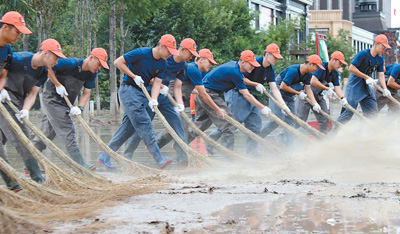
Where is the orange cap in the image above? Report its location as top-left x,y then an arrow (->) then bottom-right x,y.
307,54 -> 325,70
198,48 -> 217,65
39,39 -> 67,59
159,34 -> 179,56
265,43 -> 283,59
331,51 -> 348,65
91,48 -> 109,69
1,11 -> 32,34
240,50 -> 260,67
180,38 -> 199,57
374,34 -> 391,49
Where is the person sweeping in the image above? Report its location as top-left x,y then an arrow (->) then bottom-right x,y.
0,11 -> 32,191
123,38 -> 199,166
0,39 -> 67,188
98,34 -> 178,170
336,34 -> 390,124
186,50 -> 271,151
205,43 -> 285,155
32,48 -> 110,171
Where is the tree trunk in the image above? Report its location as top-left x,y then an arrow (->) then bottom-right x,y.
85,0 -> 91,56
80,0 -> 84,58
109,1 -> 118,120
118,1 -> 125,115
93,31 -> 101,113
36,13 -> 42,50
74,1 -> 79,57
23,34 -> 29,51
44,2 -> 53,39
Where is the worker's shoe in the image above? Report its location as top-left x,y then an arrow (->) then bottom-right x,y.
158,158 -> 173,169
69,147 -> 97,171
23,158 -> 45,184
97,155 -> 116,172
0,164 -> 21,192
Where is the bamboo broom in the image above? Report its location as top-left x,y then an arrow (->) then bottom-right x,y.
62,96 -> 160,175
0,206 -> 45,233
140,84 -> 218,168
0,157 -> 83,204
5,100 -> 108,184
0,102 -> 136,197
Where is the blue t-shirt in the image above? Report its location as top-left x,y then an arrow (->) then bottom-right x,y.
203,61 -> 247,92
312,62 -> 340,86
122,47 -> 166,86
276,64 -> 311,97
385,64 -> 394,76
345,49 -> 385,102
163,56 -> 186,85
0,44 -> 12,71
185,62 -> 203,86
8,52 -> 48,87
53,58 -> 96,89
389,64 -> 400,81
244,56 -> 275,91
351,49 -> 384,76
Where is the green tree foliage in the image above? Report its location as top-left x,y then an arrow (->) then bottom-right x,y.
2,0 -> 344,109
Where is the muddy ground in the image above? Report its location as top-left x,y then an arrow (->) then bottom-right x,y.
5,107 -> 400,233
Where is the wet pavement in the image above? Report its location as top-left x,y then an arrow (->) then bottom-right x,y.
3,99 -> 400,233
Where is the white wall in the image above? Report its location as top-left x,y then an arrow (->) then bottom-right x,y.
392,0 -> 400,28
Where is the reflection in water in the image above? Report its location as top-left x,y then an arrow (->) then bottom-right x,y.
198,195 -> 399,233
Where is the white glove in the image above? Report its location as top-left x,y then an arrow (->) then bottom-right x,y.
70,106 -> 82,115
174,104 -> 185,113
133,75 -> 144,87
365,78 -> 374,88
55,84 -> 68,97
312,103 -> 321,113
326,88 -> 335,98
148,99 -> 158,112
281,104 -> 291,116
340,97 -> 348,106
160,85 -> 169,96
16,109 -> 29,123
255,84 -> 266,94
260,106 -> 271,116
383,88 -> 391,97
298,91 -> 307,100
0,89 -> 11,102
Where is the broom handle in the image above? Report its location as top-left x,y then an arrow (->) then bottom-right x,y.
262,90 -> 325,139
304,96 -> 343,127
166,93 -> 261,158
331,92 -> 374,124
373,82 -> 400,107
140,84 -> 217,162
5,100 -> 106,182
63,96 -> 156,172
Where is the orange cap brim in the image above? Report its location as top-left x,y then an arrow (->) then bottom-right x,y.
339,59 -> 348,66
382,42 -> 391,49
99,59 -> 110,69
317,63 -> 325,70
272,52 -> 284,59
52,51 -> 67,59
15,25 -> 32,34
167,47 -> 179,56
249,60 -> 261,67
188,49 -> 199,57
207,57 -> 218,65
